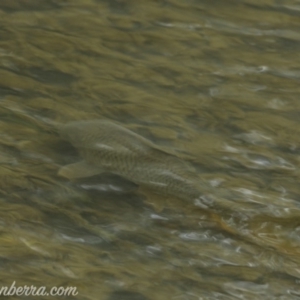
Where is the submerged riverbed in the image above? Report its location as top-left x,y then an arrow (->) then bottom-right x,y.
0,0 -> 300,299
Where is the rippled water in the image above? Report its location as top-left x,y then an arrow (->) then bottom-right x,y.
0,0 -> 300,299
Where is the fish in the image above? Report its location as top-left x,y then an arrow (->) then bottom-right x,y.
58,119 -> 214,207
57,120 -> 300,261
57,119 -> 243,242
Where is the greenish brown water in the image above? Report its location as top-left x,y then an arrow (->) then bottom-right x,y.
0,0 -> 300,299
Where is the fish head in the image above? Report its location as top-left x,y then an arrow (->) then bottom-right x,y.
58,120 -> 110,148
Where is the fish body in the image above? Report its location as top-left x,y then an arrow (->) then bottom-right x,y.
57,120 -> 300,258
58,120 -> 208,202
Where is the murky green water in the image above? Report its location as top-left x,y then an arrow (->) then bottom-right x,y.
0,0 -> 300,299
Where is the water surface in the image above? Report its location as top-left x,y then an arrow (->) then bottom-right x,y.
0,0 -> 300,299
